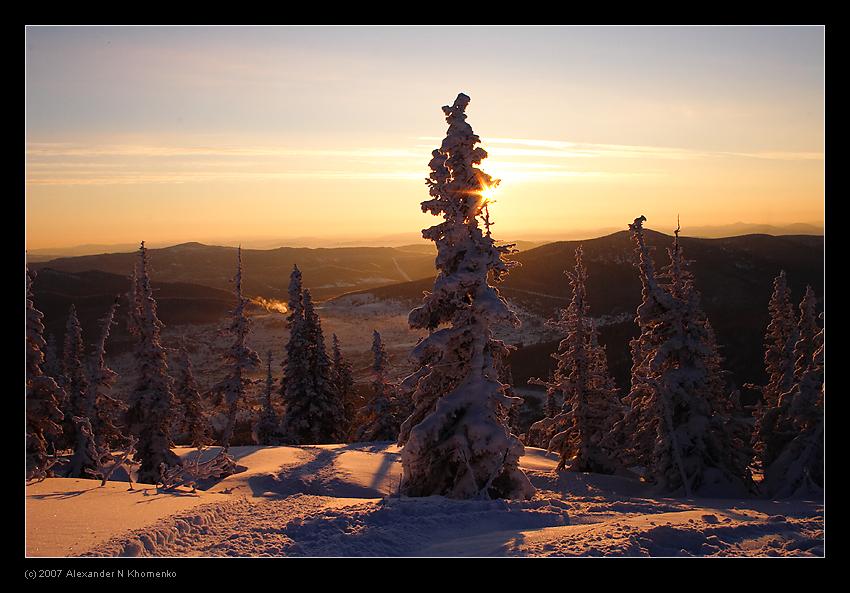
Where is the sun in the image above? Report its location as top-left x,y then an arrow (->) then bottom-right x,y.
479,183 -> 499,205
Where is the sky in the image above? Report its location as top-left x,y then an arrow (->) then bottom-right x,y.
25,25 -> 825,250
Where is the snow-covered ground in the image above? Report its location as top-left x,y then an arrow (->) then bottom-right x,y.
26,444 -> 823,557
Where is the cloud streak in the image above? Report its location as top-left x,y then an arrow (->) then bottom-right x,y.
25,136 -> 821,187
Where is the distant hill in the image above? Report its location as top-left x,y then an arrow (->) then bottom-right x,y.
29,268 -> 236,355
29,243 -> 438,301
680,222 -> 823,238
328,230 -> 824,401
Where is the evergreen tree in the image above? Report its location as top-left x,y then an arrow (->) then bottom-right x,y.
125,242 -> 180,484
527,246 -> 622,473
279,268 -> 346,444
609,218 -> 753,495
279,265 -> 313,444
173,345 -> 209,448
67,298 -> 125,477
761,296 -> 824,498
303,289 -> 347,442
398,93 -> 533,499
331,334 -> 356,436
255,350 -> 281,445
43,334 -> 60,380
26,268 -> 65,480
751,270 -> 800,471
762,338 -> 823,497
793,286 -> 819,381
58,305 -> 88,450
354,331 -> 399,442
213,247 -> 261,448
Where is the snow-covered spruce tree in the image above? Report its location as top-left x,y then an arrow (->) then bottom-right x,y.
44,334 -> 61,380
398,93 -> 533,499
58,305 -> 89,451
173,345 -> 209,448
279,265 -> 313,443
304,289 -> 347,442
124,242 -> 180,484
26,268 -> 65,480
610,218 -> 753,495
793,286 -> 819,382
213,247 -> 261,449
254,350 -> 280,445
279,269 -> 346,444
354,331 -> 399,442
331,334 -> 357,436
663,232 -> 754,492
67,298 -> 125,478
527,246 -> 622,473
762,318 -> 823,498
751,270 -> 800,472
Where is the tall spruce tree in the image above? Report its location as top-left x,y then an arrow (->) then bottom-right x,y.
397,93 -> 533,499
763,331 -> 823,497
67,298 -> 124,477
527,246 -> 622,473
609,218 -> 753,495
760,290 -> 824,498
331,334 -> 357,438
751,270 -> 800,472
793,286 -> 819,381
303,289 -> 347,442
44,334 -> 60,380
26,268 -> 65,480
279,268 -> 345,444
59,305 -> 88,450
214,247 -> 261,448
279,265 -> 312,443
173,345 -> 209,448
125,242 -> 180,484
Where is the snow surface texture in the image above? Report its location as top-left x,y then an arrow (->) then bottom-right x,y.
26,444 -> 822,557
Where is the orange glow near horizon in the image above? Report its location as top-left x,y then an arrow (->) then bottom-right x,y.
24,26 -> 824,250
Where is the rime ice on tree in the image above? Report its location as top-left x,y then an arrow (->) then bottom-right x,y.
26,267 -> 65,480
528,246 -> 623,473
125,242 -> 180,484
280,266 -> 346,444
213,247 -> 261,448
59,305 -> 88,451
609,218 -> 753,496
173,343 -> 209,448
67,298 -> 125,478
751,270 -> 800,472
758,286 -> 823,497
398,93 -> 533,500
